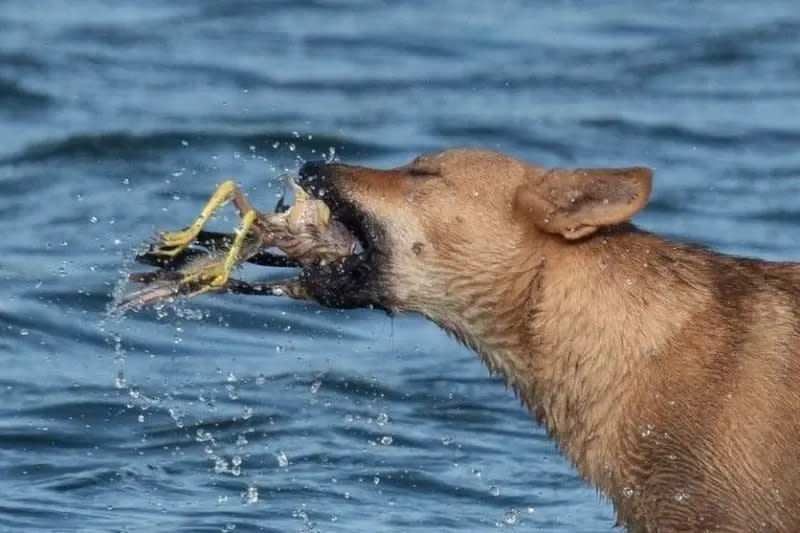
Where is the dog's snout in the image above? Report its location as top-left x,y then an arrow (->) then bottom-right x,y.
299,160 -> 326,179
299,160 -> 330,187
299,160 -> 351,198
297,161 -> 334,201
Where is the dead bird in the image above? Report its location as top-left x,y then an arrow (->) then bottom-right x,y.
112,178 -> 358,312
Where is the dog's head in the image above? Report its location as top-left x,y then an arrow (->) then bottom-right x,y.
298,148 -> 652,321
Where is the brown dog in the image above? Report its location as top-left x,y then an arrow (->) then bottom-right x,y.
275,149 -> 800,531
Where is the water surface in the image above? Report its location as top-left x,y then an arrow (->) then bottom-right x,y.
2,1 -> 799,531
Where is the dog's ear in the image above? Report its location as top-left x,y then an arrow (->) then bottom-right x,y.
514,166 -> 652,240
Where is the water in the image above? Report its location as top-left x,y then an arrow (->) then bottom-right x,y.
2,1 -> 799,531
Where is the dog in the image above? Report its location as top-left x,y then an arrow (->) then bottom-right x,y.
158,148 -> 800,531
285,148 -> 800,532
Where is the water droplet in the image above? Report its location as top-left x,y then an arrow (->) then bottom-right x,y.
502,508 -> 519,525
310,380 -> 321,394
243,484 -> 258,504
168,407 -> 183,426
276,451 -> 289,468
214,458 -> 229,474
489,486 -> 500,497
255,373 -> 266,385
236,435 -> 248,447
373,476 -> 380,485
288,143 -> 296,152
90,216 -> 98,223
241,406 -> 253,420
380,435 -> 393,445
622,486 -> 634,498
20,329 -> 29,336
441,436 -> 454,446
181,140 -> 189,147
196,429 -> 214,443
376,412 -> 389,425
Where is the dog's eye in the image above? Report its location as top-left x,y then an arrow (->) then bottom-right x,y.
408,156 -> 441,177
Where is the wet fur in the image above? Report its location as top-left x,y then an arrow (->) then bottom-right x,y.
296,149 -> 800,532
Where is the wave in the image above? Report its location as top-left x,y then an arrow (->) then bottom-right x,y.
580,117 -> 800,148
0,78 -> 50,109
0,130 -> 393,166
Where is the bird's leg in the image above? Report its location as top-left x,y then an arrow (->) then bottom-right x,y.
192,230 -> 302,267
150,180 -> 257,256
178,210 -> 258,293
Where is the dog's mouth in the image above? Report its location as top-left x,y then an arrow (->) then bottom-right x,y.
294,161 -> 390,309
297,161 -> 376,254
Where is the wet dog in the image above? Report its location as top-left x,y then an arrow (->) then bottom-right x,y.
146,148 -> 800,531
286,149 -> 800,532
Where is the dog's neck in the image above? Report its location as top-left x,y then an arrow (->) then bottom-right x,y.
431,225 -> 713,499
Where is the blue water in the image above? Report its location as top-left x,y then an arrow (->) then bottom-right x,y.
2,1 -> 800,531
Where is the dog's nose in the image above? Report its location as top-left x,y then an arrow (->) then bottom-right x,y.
299,160 -> 328,180
298,160 -> 331,192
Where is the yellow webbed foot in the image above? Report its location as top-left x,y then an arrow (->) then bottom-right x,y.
181,260 -> 231,291
149,227 -> 201,256
174,209 -> 258,294
150,180 -> 241,256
